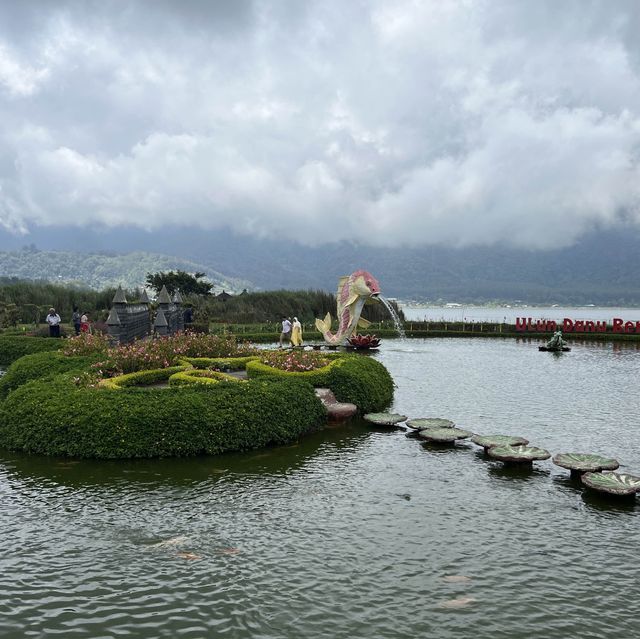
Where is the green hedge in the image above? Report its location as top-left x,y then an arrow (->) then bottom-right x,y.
246,359 -> 335,387
168,369 -> 243,386
246,354 -> 393,414
0,335 -> 62,366
180,356 -> 259,370
0,350 -> 98,399
0,375 -> 326,459
99,366 -> 187,389
326,356 -> 394,414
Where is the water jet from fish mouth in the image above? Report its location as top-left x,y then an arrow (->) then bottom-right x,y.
379,295 -> 406,339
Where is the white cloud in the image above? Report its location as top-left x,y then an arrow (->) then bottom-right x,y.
2,0 -> 640,248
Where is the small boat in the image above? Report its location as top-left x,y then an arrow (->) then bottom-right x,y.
538,346 -> 571,352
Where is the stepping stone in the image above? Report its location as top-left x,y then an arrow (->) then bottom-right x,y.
581,471 -> 640,496
471,434 -> 529,451
418,427 -> 471,443
552,453 -> 619,477
406,418 -> 454,430
363,412 -> 407,426
487,445 -> 550,464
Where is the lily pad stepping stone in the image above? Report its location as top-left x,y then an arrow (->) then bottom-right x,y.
487,445 -> 550,463
364,413 -> 407,426
552,453 -> 619,476
406,418 -> 455,430
581,471 -> 640,496
418,427 -> 471,443
471,434 -> 529,450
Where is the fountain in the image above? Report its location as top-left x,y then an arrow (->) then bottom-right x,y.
379,296 -> 406,339
315,271 -> 405,345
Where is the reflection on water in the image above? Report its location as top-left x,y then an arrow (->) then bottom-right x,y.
1,338 -> 640,638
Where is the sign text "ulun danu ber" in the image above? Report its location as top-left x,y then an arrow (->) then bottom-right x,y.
515,317 -> 640,333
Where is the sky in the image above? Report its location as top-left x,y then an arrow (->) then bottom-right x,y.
2,0 -> 640,250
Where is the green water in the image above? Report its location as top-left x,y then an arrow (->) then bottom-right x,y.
1,338 -> 639,638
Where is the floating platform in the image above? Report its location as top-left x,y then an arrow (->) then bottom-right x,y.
538,346 -> 571,352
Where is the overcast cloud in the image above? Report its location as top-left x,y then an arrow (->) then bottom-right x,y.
2,0 -> 640,248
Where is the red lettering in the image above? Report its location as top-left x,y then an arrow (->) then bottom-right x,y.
575,320 -> 584,332
625,321 -> 635,333
563,318 -> 574,332
584,321 -> 595,332
613,318 -> 624,333
636,321 -> 640,333
515,317 -> 528,332
546,320 -> 557,332
595,321 -> 607,332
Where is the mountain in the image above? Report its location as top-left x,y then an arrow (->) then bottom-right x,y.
0,247 -> 252,293
1,226 -> 640,304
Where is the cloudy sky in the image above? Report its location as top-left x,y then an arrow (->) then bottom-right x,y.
2,0 -> 640,249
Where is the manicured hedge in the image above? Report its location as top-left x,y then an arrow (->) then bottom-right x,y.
0,350 -> 98,399
99,366 -> 187,389
0,335 -> 62,366
246,359 -> 335,387
325,356 -> 394,414
168,369 -> 243,386
246,354 -> 394,414
181,356 -> 259,370
0,375 -> 326,458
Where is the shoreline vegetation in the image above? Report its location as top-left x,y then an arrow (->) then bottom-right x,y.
0,332 -> 393,459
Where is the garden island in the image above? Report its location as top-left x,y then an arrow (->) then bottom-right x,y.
0,330 -> 394,459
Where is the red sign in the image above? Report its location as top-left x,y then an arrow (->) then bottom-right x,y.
515,317 -> 640,333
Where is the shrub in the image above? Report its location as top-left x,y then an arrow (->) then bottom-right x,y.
0,350 -> 97,398
0,335 -> 62,366
260,350 -> 331,372
0,375 -> 326,458
246,359 -> 335,387
246,353 -> 394,413
92,332 -> 258,377
326,355 -> 394,414
181,356 -> 259,370
61,333 -> 111,357
98,366 -> 187,389
168,370 -> 243,386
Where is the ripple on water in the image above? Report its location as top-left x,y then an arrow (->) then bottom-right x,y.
1,339 -> 640,637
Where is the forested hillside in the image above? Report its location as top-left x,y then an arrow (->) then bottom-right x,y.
0,248 -> 252,293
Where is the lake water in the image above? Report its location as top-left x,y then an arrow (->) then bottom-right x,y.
1,338 -> 640,638
401,305 -> 640,324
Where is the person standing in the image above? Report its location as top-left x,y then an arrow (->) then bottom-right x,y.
80,312 -> 91,334
279,317 -> 292,348
71,306 -> 82,335
46,308 -> 61,338
291,317 -> 303,347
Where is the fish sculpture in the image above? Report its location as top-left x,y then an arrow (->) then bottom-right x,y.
315,270 -> 381,345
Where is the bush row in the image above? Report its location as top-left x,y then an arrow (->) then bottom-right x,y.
0,350 -> 98,399
0,375 -> 326,459
246,354 -> 394,414
168,369 -> 243,386
0,335 -> 62,366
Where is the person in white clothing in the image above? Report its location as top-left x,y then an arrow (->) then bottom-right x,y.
279,317 -> 292,347
46,308 -> 61,338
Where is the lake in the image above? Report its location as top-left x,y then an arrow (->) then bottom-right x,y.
1,338 -> 639,638
401,305 -> 640,324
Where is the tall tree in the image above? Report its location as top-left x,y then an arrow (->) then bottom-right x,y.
145,270 -> 213,296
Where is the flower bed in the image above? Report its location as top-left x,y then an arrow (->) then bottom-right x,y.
59,331 -> 258,377
260,350 -> 331,372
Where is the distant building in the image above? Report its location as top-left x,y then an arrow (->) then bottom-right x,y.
217,290 -> 232,301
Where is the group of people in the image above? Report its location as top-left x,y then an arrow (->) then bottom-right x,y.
279,316 -> 303,347
46,307 -> 91,338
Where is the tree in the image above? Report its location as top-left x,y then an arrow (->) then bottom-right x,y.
145,270 -> 213,296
